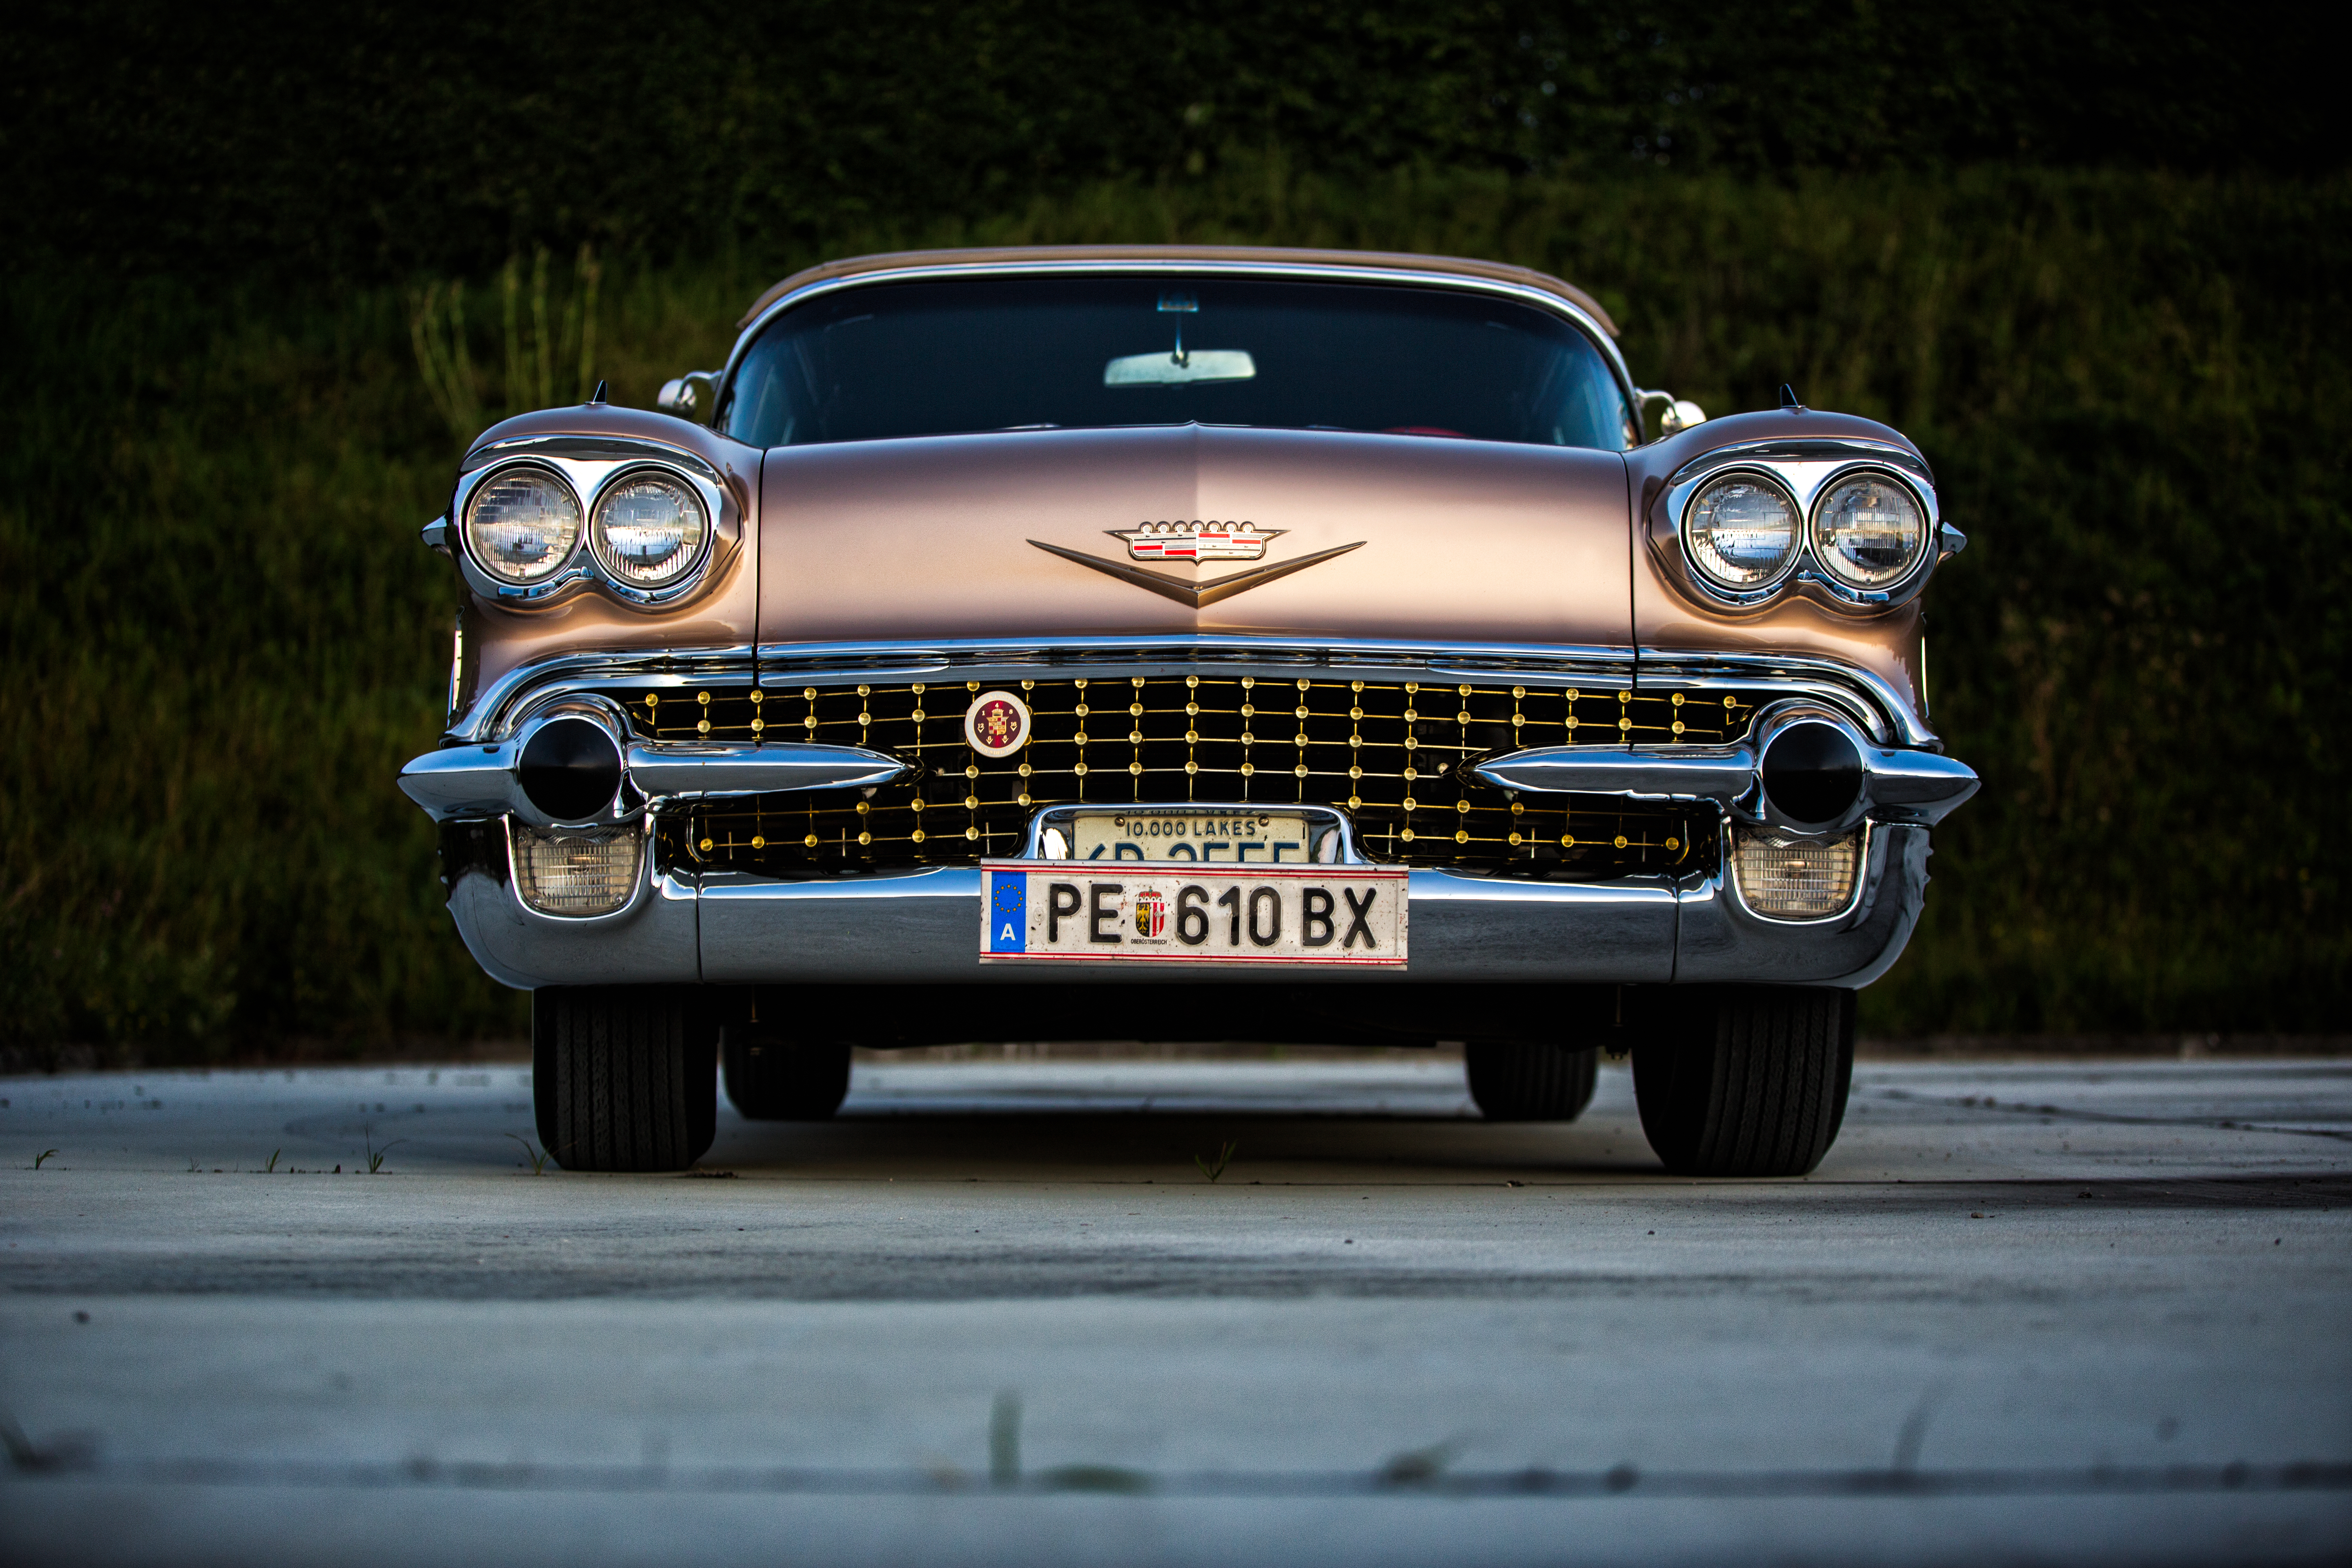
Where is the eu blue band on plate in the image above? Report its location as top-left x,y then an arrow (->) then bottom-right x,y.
988,871 -> 1027,953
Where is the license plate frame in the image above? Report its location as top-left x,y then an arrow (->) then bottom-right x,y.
1066,808 -> 1316,865
980,860 -> 1408,966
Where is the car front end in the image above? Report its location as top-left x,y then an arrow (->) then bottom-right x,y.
399,247 -> 1976,1174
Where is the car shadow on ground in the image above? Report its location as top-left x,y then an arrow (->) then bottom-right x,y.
704,1107 -> 1667,1183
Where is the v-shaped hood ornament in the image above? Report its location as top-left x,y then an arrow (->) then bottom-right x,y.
1027,537 -> 1365,609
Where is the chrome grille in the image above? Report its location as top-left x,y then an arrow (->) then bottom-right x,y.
615,676 -> 1744,878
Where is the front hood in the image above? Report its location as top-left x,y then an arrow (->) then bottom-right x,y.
756,425 -> 1631,651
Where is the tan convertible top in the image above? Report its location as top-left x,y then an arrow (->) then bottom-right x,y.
736,245 -> 1620,338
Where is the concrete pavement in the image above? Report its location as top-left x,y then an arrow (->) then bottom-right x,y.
2,1055 -> 2348,1565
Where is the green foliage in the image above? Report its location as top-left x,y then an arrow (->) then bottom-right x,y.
1,166 -> 2344,1056
1,3 -> 2328,288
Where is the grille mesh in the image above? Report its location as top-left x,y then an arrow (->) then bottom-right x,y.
612,677 -> 1743,878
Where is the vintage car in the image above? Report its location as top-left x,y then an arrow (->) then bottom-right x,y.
399,245 -> 1976,1177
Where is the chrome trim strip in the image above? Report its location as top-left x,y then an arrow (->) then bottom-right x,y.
448,646 -> 757,742
622,741 -> 909,797
753,636 -> 1639,693
1477,721 -> 1974,830
721,258 -> 1641,432
448,639 -> 1935,751
463,433 -> 726,481
1477,745 -> 1757,803
1635,650 -> 1933,748
400,736 -> 906,822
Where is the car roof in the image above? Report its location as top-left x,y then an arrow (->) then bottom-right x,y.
735,245 -> 1620,338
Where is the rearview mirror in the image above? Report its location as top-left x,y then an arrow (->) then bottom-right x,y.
1104,350 -> 1256,388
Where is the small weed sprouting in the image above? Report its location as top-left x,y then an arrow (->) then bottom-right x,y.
1194,1140 -> 1239,1182
264,1149 -> 281,1174
32,1149 -> 58,1170
506,1134 -> 550,1175
361,1124 -> 405,1176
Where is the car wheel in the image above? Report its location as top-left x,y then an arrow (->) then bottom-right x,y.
1465,1042 -> 1600,1122
723,1031 -> 853,1120
1631,986 -> 1854,1176
532,987 -> 717,1172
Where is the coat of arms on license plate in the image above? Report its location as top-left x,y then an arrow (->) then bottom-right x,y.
1134,887 -> 1169,938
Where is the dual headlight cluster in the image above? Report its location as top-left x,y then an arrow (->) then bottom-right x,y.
1682,469 -> 1930,602
465,462 -> 710,593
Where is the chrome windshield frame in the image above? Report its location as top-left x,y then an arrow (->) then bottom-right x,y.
715,257 -> 1641,445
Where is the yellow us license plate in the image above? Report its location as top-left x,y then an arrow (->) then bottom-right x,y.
980,862 -> 1408,966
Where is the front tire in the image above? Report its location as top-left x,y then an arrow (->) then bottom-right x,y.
533,987 -> 717,1172
1631,986 -> 1854,1176
1466,1042 -> 1600,1122
722,1031 -> 852,1121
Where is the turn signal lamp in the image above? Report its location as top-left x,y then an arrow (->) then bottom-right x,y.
512,822 -> 642,916
1730,826 -> 1860,920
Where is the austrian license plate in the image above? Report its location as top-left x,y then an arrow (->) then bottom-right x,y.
1069,810 -> 1315,863
980,862 -> 1408,966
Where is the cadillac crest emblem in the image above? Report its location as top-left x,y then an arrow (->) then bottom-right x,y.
1111,521 -> 1284,562
964,690 -> 1032,758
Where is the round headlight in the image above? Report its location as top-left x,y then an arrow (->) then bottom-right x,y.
1812,473 -> 1927,590
1684,475 -> 1800,592
591,472 -> 709,589
464,466 -> 581,584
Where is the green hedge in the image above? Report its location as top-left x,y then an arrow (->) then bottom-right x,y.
3,165 -> 2345,1056
3,2 -> 2324,286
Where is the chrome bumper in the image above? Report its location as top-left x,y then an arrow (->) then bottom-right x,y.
416,640 -> 1960,997
444,822 -> 1929,992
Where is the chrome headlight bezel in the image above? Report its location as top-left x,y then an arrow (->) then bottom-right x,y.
1659,440 -> 1946,615
1678,470 -> 1805,602
461,461 -> 583,586
449,439 -> 732,610
588,466 -> 712,593
1809,469 -> 1931,593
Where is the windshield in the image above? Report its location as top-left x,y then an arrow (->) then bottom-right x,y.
722,276 -> 1635,451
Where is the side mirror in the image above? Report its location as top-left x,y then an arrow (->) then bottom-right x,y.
656,371 -> 722,425
1637,390 -> 1707,442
